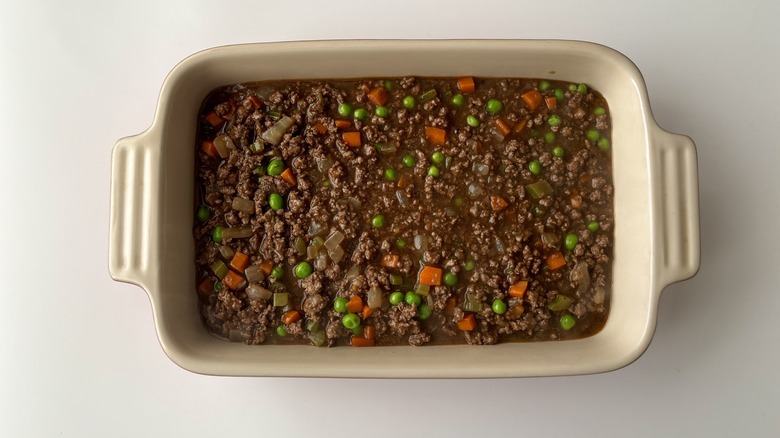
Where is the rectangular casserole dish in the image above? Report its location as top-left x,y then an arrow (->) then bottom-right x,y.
108,40 -> 700,377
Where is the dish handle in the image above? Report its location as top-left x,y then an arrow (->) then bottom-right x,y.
652,127 -> 701,287
108,131 -> 158,289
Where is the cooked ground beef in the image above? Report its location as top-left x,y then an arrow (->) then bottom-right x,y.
194,77 -> 614,347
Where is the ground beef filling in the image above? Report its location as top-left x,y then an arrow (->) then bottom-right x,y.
194,77 -> 614,347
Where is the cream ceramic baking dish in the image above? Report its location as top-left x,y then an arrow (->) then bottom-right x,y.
109,40 -> 700,377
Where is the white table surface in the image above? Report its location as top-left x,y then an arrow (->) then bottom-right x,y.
2,1 -> 778,436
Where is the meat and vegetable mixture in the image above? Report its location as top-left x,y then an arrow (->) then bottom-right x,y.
194,76 -> 614,347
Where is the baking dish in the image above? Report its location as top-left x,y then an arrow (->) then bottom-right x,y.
108,40 -> 700,377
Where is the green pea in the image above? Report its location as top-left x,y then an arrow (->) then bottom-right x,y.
396,238 -> 406,249
267,159 -> 285,176
353,108 -> 368,120
451,94 -> 464,107
547,114 -> 561,126
564,233 -> 579,250
427,166 -> 440,178
598,138 -> 610,150
544,132 -> 556,144
586,129 -> 600,142
540,80 -> 551,91
529,160 -> 542,175
466,114 -> 480,127
212,226 -> 224,243
375,106 -> 389,118
587,221 -> 600,232
384,80 -> 393,90
270,265 -> 284,279
405,291 -> 421,307
594,107 -> 606,116
342,313 -> 360,329
214,281 -> 223,292
491,298 -> 507,315
389,291 -> 404,306
443,272 -> 458,287
338,103 -> 353,117
372,214 -> 385,228
552,146 -> 565,158
452,196 -> 465,207
333,297 -> 348,313
294,261 -> 313,279
431,151 -> 445,164
403,96 -> 416,109
269,193 -> 283,211
276,325 -> 287,337
384,168 -> 398,181
560,314 -> 576,330
568,84 -> 577,92
486,99 -> 503,115
577,83 -> 588,94
464,260 -> 476,271
402,154 -> 416,167
554,89 -> 565,101
351,325 -> 363,336
417,303 -> 432,320
196,205 -> 210,222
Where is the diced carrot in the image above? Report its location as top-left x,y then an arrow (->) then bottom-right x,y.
282,310 -> 301,325
509,280 -> 528,298
545,96 -> 557,110
367,87 -> 389,106
346,295 -> 364,313
258,260 -> 273,276
204,112 -> 224,127
222,270 -> 245,290
229,251 -> 249,272
425,127 -> 447,146
490,195 -> 509,211
313,122 -> 328,134
546,251 -> 567,271
521,90 -> 543,111
248,95 -> 264,110
495,119 -> 512,137
280,168 -> 297,186
351,336 -> 375,347
335,119 -> 352,130
419,265 -> 442,286
202,140 -> 219,158
342,131 -> 361,147
457,76 -> 475,93
514,118 -> 528,134
570,193 -> 583,209
362,306 -> 374,319
397,175 -> 410,189
381,254 -> 400,269
457,314 -> 477,331
364,325 -> 376,340
197,278 -> 215,297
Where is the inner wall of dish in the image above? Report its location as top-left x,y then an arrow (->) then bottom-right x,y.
154,42 -> 653,374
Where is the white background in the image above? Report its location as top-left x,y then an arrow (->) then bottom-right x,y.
1,1 -> 778,436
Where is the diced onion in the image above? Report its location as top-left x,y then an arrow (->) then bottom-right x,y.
495,237 -> 505,254
367,287 -> 383,309
308,221 -> 328,237
307,236 -> 324,259
396,190 -> 409,208
246,283 -> 272,301
213,134 -> 234,159
324,231 -> 345,251
344,265 -> 361,282
295,236 -> 307,256
541,232 -> 560,248
379,143 -> 398,154
348,197 -> 362,209
328,246 -> 345,263
261,116 -> 294,145
228,329 -> 251,342
222,226 -> 253,239
231,196 -> 255,213
570,261 -> 591,295
218,245 -> 235,260
472,162 -> 490,176
467,183 -> 484,198
414,235 -> 428,252
317,156 -> 334,172
594,286 -> 607,304
244,265 -> 265,283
